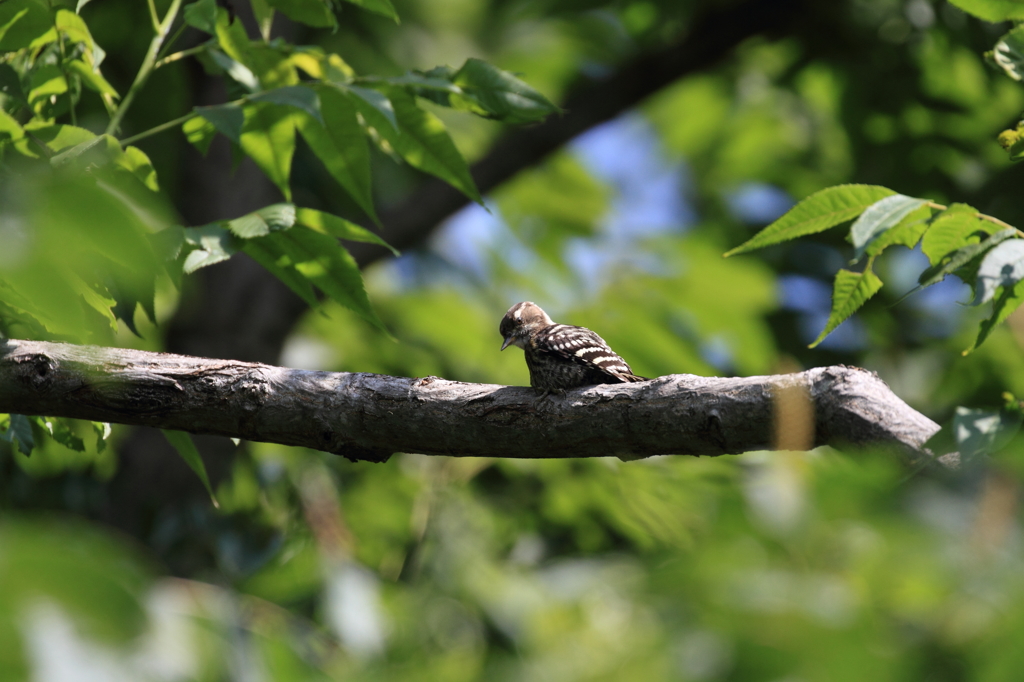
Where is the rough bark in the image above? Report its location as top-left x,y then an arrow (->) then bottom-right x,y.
0,340 -> 944,467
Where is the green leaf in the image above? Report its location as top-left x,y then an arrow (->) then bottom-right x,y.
182,115 -> 216,155
296,86 -> 377,222
214,5 -> 251,67
947,0 -> 1024,22
920,203 -> 992,265
953,407 -> 1022,460
182,224 -> 242,273
915,227 -> 1017,293
0,0 -> 52,51
184,0 -> 219,33
998,122 -> 1024,161
974,238 -> 1024,305
0,63 -> 28,105
25,122 -> 97,152
161,430 -> 219,507
295,207 -> 398,255
65,55 -> 119,97
119,146 -> 159,191
250,85 -> 322,123
240,102 -> 297,201
226,203 -> 297,238
68,272 -> 118,331
990,25 -> 1024,81
863,205 -> 931,258
343,84 -> 397,131
810,267 -> 883,348
265,0 -> 336,28
240,238 -> 318,307
250,0 -> 274,40
724,185 -> 896,257
1,414 -> 34,455
208,49 -> 259,92
195,103 -> 245,144
251,227 -> 389,333
341,0 -> 399,22
386,89 -> 481,204
28,64 -> 69,112
967,277 -> 1024,353
849,194 -> 927,262
42,417 -> 86,452
92,421 -> 111,453
451,58 -> 559,124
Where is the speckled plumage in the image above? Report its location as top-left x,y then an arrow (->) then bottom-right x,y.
499,302 -> 645,391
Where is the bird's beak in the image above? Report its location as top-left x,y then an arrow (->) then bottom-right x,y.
500,336 -> 513,351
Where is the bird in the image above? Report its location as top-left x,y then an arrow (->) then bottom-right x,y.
499,301 -> 646,391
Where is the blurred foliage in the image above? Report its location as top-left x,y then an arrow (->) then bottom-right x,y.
5,0 -> 1024,680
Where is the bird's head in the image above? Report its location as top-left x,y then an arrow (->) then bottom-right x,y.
500,301 -> 553,351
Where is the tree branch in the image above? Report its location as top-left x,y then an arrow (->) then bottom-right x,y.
0,339 -> 944,467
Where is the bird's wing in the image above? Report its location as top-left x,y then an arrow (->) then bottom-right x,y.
535,324 -> 641,382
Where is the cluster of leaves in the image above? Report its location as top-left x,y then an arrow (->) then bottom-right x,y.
726,184 -> 1024,352
0,0 -> 556,343
8,441 -> 1024,680
0,0 -> 556,464
724,0 -> 1024,354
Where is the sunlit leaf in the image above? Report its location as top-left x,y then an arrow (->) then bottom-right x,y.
226,203 -> 297,238
451,58 -> 559,124
196,103 -> 245,144
208,49 -> 259,92
250,227 -> 388,332
863,206 -> 931,258
296,86 -> 376,222
343,84 -> 397,131
920,203 -> 993,265
250,85 -> 322,123
182,115 -> 216,155
849,194 -> 927,262
385,89 -> 481,204
913,227 -> 1016,295
26,123 -> 97,152
64,58 -> 117,97
295,207 -> 397,255
240,238 -> 318,307
990,25 -> 1024,81
725,185 -> 896,257
973,238 -> 1024,305
948,0 -> 1024,22
240,102 -> 297,201
810,267 -> 883,348
954,407 -> 1022,460
182,224 -> 241,273
966,277 -> 1024,353
118,146 -> 159,191
0,0 -> 53,51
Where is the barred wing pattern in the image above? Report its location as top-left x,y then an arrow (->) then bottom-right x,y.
526,324 -> 644,390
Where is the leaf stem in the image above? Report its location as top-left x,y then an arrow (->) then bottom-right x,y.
146,0 -> 160,32
119,111 -> 196,146
155,44 -> 207,70
105,0 -> 184,137
156,22 -> 189,61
